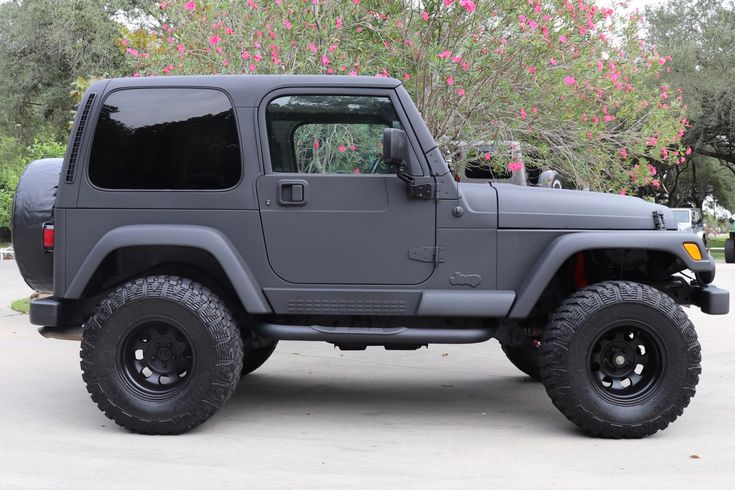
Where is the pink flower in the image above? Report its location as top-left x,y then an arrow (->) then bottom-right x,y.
222,59 -> 229,67
209,35 -> 221,45
159,1 -> 168,8
460,0 -> 476,13
519,108 -> 527,120
508,162 -> 523,172
484,153 -> 492,161
559,34 -> 568,43
549,58 -> 557,65
177,44 -> 186,54
452,56 -> 462,63
403,73 -> 411,80
283,19 -> 292,30
563,75 -> 576,85
307,43 -> 318,54
437,50 -> 452,59
336,17 -> 343,29
685,147 -> 692,155
457,88 -> 465,96
321,55 -> 330,66
446,76 -> 454,86
184,1 -> 196,11
162,64 -> 174,74
241,51 -> 251,60
443,0 -> 453,6
353,168 -> 362,174
646,136 -> 658,146
421,11 -> 429,21
619,148 -> 628,159
349,144 -> 357,151
604,114 -> 615,122
225,27 -> 234,35
348,70 -> 357,76
338,145 -> 346,153
313,140 -> 320,150
527,66 -> 536,75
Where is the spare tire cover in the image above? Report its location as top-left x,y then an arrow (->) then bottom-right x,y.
11,158 -> 63,293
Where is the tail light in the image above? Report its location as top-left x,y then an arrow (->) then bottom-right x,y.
42,223 -> 54,253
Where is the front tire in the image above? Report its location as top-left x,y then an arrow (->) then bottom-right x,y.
539,281 -> 701,438
80,276 -> 243,434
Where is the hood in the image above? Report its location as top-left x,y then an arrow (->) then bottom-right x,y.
490,183 -> 676,230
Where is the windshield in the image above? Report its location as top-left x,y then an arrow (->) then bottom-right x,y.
673,210 -> 691,223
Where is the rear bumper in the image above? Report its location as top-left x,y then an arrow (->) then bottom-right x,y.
694,284 -> 729,315
30,298 -> 84,340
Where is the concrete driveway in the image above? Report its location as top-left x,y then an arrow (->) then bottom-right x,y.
0,260 -> 733,489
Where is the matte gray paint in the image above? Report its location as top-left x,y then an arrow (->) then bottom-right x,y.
494,183 -> 677,230
64,224 -> 271,314
508,230 -> 715,318
418,290 -> 516,317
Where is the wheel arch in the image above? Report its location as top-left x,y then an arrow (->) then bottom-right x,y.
508,231 -> 713,319
65,225 -> 271,314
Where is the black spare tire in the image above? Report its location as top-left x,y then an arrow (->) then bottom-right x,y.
11,158 -> 63,293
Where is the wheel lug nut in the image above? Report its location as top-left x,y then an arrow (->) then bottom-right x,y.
614,354 -> 626,366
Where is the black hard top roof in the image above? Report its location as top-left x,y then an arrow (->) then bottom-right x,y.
101,74 -> 403,107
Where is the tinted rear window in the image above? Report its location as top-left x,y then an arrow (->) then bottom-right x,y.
89,88 -> 241,190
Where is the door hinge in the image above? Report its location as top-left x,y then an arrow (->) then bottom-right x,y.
408,246 -> 446,264
652,211 -> 666,230
408,183 -> 434,200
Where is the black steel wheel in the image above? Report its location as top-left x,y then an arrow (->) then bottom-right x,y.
588,322 -> 663,403
81,276 -> 243,434
119,321 -> 195,398
539,281 -> 701,438
501,341 -> 541,381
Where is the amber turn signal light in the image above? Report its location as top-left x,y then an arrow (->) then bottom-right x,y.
683,242 -> 702,261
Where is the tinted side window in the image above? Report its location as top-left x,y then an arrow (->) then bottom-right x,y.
266,95 -> 401,174
89,88 -> 241,190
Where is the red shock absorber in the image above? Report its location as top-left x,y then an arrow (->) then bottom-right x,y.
574,252 -> 589,289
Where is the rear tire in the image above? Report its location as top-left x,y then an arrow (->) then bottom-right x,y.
501,341 -> 541,381
725,239 -> 735,263
539,281 -> 700,438
242,341 -> 278,376
80,276 -> 243,435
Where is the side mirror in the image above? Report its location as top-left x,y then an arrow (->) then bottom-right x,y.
383,128 -> 409,167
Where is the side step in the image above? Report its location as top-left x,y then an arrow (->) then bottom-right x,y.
253,323 -> 496,345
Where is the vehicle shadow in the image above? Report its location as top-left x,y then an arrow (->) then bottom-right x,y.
224,369 -> 576,436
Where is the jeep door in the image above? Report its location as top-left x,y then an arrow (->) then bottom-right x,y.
256,91 -> 436,285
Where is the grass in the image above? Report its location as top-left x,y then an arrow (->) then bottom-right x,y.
708,236 -> 726,262
10,297 -> 30,315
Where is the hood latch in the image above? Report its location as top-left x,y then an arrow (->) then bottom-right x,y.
652,211 -> 666,230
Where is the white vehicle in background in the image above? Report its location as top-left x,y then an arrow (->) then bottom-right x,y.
671,207 -> 707,248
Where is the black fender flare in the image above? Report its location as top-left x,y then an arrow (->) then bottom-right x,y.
64,224 -> 272,314
508,231 -> 714,318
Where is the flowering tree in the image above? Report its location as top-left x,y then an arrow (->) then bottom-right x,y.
122,0 -> 688,192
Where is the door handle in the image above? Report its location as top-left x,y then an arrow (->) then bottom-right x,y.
277,180 -> 308,206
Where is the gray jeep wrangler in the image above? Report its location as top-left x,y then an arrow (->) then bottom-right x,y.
12,75 -> 729,437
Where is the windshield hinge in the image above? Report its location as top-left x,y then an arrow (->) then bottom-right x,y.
408,246 -> 446,264
408,183 -> 434,200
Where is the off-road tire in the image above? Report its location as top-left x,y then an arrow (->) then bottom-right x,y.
501,342 -> 541,381
80,276 -> 243,435
242,341 -> 278,376
539,281 -> 701,438
725,239 -> 735,263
